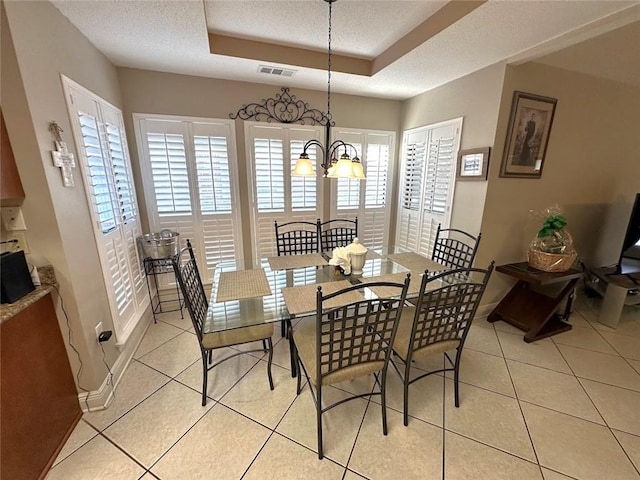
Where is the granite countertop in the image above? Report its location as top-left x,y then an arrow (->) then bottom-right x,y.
0,266 -> 57,323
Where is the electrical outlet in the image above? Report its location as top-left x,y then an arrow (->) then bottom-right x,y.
95,322 -> 103,343
8,232 -> 29,253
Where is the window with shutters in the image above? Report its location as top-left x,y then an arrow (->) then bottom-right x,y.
134,115 -> 242,283
396,119 -> 462,254
246,122 -> 323,263
330,129 -> 395,250
62,77 -> 147,345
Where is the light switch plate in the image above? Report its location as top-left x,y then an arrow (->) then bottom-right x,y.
1,207 -> 27,230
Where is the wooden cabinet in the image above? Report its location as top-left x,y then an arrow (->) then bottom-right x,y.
1,110 -> 25,200
1,292 -> 82,480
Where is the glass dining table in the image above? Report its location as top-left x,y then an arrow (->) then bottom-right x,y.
204,248 -> 448,375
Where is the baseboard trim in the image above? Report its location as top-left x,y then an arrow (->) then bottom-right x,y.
78,307 -> 153,412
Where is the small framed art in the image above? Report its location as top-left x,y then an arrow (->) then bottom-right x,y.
457,147 -> 490,181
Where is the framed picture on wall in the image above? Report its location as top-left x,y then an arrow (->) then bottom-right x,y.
456,147 -> 490,181
500,91 -> 557,178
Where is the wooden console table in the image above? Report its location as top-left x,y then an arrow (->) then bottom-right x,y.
488,262 -> 582,342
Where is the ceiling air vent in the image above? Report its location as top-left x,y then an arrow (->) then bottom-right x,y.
258,65 -> 296,77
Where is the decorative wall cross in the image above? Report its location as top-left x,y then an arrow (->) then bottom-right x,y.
49,121 -> 76,187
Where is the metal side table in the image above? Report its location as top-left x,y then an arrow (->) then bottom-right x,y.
143,256 -> 184,323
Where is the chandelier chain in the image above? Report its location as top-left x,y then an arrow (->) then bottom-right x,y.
327,0 -> 332,121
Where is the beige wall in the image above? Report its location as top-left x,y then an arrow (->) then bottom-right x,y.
479,62 -> 640,305
3,1 -> 149,392
116,67 -> 403,263
399,63 -> 507,239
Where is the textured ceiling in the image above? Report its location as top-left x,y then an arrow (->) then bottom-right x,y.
51,0 -> 640,100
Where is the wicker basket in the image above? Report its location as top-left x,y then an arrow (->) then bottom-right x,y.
527,248 -> 577,272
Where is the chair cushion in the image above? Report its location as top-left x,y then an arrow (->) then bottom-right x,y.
393,306 -> 460,361
294,319 -> 384,386
202,323 -> 273,349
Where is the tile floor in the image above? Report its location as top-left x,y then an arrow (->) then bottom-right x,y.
47,291 -> 640,480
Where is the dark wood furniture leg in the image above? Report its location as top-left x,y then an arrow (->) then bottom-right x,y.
488,263 -> 582,343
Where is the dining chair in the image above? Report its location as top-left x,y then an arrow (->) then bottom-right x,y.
391,263 -> 493,426
172,240 -> 274,406
292,276 -> 410,459
274,219 -> 320,337
274,220 -> 319,256
432,223 -> 482,269
318,217 -> 358,252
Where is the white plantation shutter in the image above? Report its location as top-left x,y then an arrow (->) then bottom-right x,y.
336,143 -> 362,210
192,132 -> 234,273
364,143 -> 388,209
136,116 -> 242,283
396,120 -> 461,254
396,130 -> 426,251
330,130 -> 395,249
78,113 -> 117,233
63,77 -> 146,344
403,142 -> 426,212
361,140 -> 390,249
106,122 -> 136,224
195,135 -> 232,214
101,103 -> 146,309
255,138 -> 285,212
290,140 -> 317,211
147,131 -> 191,216
247,123 -> 322,263
423,136 -> 454,215
124,226 -> 146,305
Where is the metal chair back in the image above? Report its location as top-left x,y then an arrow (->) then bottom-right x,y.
319,217 -> 358,251
432,224 -> 481,269
314,276 -> 408,384
274,220 -> 319,255
172,240 -> 208,341
408,265 -> 493,359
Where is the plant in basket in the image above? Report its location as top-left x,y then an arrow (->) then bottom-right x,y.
527,207 -> 577,272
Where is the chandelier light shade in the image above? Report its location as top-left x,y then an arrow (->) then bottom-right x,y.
292,0 -> 365,180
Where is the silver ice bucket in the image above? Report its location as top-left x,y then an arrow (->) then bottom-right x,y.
137,230 -> 180,259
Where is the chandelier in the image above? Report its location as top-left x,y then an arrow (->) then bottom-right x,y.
291,0 -> 365,180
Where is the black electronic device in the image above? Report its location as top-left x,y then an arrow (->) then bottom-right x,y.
1,250 -> 35,303
616,193 -> 640,275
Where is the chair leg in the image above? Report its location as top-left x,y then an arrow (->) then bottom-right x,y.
403,362 -> 411,426
266,337 -> 274,391
201,353 -> 209,407
381,369 -> 388,435
262,339 -> 268,351
317,384 -> 323,460
454,349 -> 462,408
296,356 -> 302,395
281,319 -> 287,338
288,320 -> 297,378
